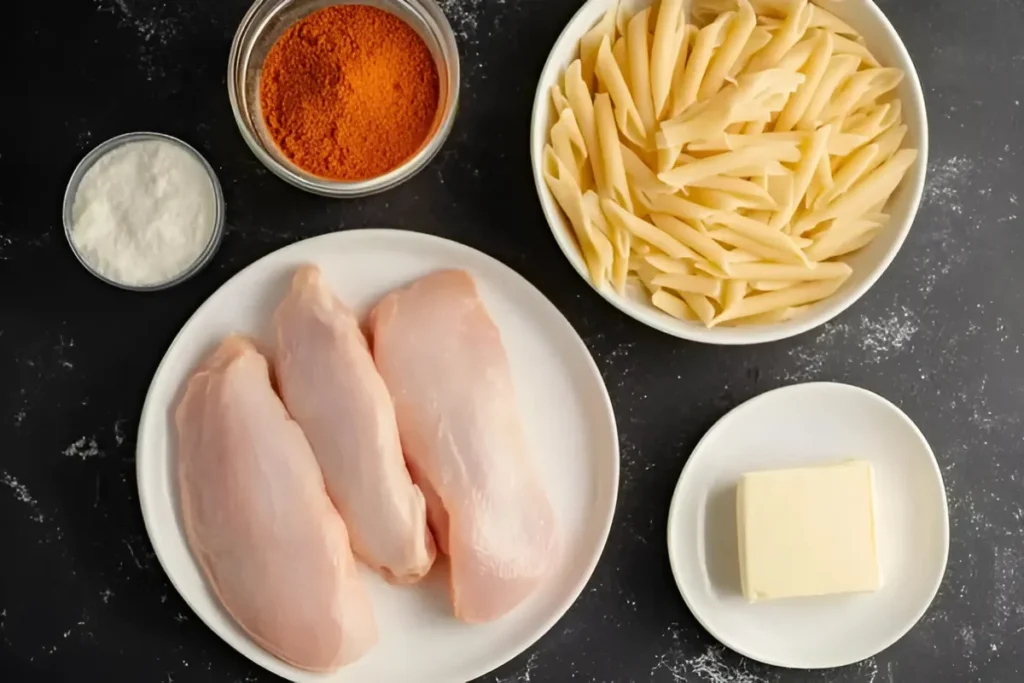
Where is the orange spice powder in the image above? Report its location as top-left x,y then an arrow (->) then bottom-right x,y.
259,5 -> 441,181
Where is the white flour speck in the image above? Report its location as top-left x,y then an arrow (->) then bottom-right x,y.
992,545 -> 1024,631
858,306 -> 919,358
653,628 -> 768,683
959,624 -> 977,653
437,0 -> 502,41
680,646 -> 767,683
100,589 -> 114,604
64,436 -> 102,460
786,320 -> 848,381
494,652 -> 539,682
1,472 -> 45,523
924,155 -> 974,215
13,410 -> 25,427
786,305 -> 916,381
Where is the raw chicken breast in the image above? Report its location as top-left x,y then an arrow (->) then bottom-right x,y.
273,265 -> 435,582
176,336 -> 376,671
369,270 -> 558,623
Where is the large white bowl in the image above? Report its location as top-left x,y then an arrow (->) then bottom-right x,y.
530,0 -> 928,345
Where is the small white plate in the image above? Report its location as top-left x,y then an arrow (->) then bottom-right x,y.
137,230 -> 620,682
667,382 -> 949,669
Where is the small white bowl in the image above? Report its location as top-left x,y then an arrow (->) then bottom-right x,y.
530,0 -> 928,345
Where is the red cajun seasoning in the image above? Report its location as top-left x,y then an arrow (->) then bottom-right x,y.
259,4 -> 441,181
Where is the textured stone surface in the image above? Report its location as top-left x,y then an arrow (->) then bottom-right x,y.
1,1 -> 1022,681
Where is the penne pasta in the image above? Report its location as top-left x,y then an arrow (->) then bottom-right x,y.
543,147 -> 614,288
823,226 -> 880,258
582,190 -> 613,240
851,68 -> 905,112
627,8 -> 657,138
682,292 -> 717,326
815,142 -> 878,209
651,213 -> 735,272
807,3 -> 859,38
659,143 -> 800,189
831,33 -> 879,67
612,36 -> 631,90
709,211 -> 809,264
805,216 -> 884,261
699,0 -> 758,100
564,60 -> 607,197
596,36 -> 647,146
729,26 -> 774,79
594,93 -> 634,213
544,0 -> 919,328
726,261 -> 853,280
652,272 -> 724,299
580,4 -> 618,87
688,174 -> 779,208
706,227 -> 802,264
750,279 -> 795,291
550,106 -> 589,187
672,12 -> 732,117
651,289 -> 698,321
718,305 -> 804,326
647,192 -> 718,222
651,0 -> 687,118
620,143 -> 677,197
796,54 -> 860,130
551,83 -> 572,114
602,198 -> 698,260
770,123 -> 831,229
710,277 -> 847,326
774,28 -> 833,132
792,148 -> 918,235
744,0 -> 813,72
723,278 -> 748,312
645,253 -> 695,273
862,124 -> 908,175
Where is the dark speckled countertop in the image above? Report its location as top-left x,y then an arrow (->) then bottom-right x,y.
1,1 -> 1022,681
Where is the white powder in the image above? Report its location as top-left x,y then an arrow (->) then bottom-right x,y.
70,139 -> 217,286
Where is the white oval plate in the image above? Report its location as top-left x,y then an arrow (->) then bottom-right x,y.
667,382 -> 948,669
137,230 -> 620,682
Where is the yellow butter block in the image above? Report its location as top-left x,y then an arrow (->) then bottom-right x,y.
737,460 -> 880,602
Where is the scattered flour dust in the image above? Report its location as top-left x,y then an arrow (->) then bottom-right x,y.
924,155 -> 975,215
858,306 -> 920,357
786,306 -> 919,381
95,0 -> 180,44
437,0 -> 504,40
2,472 -> 46,523
94,0 -> 183,81
64,436 -> 102,460
494,652 -> 539,682
992,545 -> 1024,631
654,642 -> 768,683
